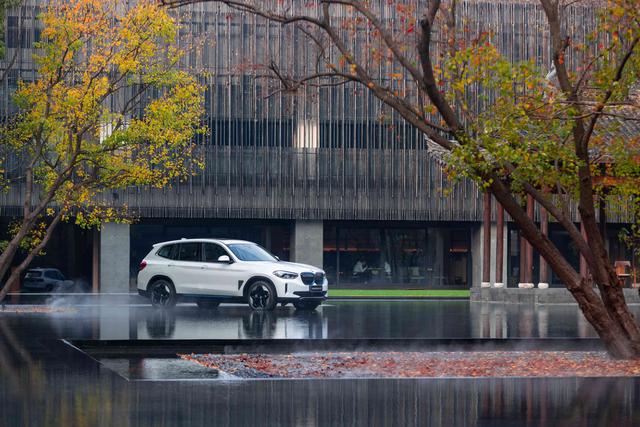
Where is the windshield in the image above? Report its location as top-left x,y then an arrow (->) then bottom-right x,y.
227,244 -> 277,262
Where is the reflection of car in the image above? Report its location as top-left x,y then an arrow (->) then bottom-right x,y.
22,268 -> 73,292
136,306 -> 328,340
137,239 -> 328,311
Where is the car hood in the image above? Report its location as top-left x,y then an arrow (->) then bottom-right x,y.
267,261 -> 324,274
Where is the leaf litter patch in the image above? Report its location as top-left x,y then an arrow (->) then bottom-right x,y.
180,351 -> 640,379
0,305 -> 77,314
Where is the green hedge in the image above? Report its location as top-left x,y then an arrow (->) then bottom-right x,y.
328,289 -> 470,297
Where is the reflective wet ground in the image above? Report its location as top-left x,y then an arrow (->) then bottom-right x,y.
2,300 -> 640,426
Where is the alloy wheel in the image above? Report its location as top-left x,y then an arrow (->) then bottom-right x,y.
151,282 -> 172,307
249,283 -> 271,309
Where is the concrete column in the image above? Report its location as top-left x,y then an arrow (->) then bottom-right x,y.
481,192 -> 492,288
290,220 -> 323,269
494,205 -> 505,288
99,222 -> 130,293
92,229 -> 100,293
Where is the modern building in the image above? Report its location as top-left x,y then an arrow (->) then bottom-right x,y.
0,0 -> 636,294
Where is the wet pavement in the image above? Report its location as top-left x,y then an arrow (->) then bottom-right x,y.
1,300 -> 640,426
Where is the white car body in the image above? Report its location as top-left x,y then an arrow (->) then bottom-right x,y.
137,238 -> 327,309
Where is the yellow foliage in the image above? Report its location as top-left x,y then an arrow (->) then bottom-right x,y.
4,0 -> 205,228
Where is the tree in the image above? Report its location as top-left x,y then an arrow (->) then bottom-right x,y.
163,0 -> 640,358
0,0 -> 205,301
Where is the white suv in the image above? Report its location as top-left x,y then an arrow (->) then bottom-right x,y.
137,239 -> 327,311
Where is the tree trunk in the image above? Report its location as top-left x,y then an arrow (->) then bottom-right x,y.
0,217 -> 38,283
0,212 -> 63,302
489,179 -> 640,358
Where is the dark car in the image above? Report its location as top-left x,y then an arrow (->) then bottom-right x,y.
22,268 -> 73,293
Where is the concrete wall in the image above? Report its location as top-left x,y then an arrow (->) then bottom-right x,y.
471,287 -> 640,304
99,222 -> 130,293
290,220 -> 323,269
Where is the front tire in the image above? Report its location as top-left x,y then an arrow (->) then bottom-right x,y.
196,299 -> 220,309
149,279 -> 177,309
247,280 -> 277,311
293,300 -> 321,311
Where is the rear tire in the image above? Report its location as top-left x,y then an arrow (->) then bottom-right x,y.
149,279 -> 177,309
196,299 -> 220,309
293,300 -> 321,311
247,280 -> 277,311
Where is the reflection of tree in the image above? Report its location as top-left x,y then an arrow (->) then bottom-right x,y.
0,316 -> 46,395
1,314 -> 134,425
554,377 -> 634,427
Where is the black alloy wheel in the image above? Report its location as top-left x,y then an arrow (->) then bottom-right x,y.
149,279 -> 177,308
247,281 -> 277,311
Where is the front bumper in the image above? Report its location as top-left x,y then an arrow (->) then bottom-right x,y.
292,290 -> 327,299
274,276 -> 328,299
279,290 -> 327,304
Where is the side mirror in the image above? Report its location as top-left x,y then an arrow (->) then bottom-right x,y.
275,256 -> 280,261
218,255 -> 232,263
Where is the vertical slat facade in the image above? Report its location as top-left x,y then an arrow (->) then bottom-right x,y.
1,1 -> 630,223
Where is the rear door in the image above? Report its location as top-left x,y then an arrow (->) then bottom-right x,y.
172,242 -> 202,294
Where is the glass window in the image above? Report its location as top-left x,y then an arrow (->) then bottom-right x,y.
177,243 -> 200,262
324,224 -> 472,289
227,244 -> 276,261
203,243 -> 230,262
45,270 -> 64,280
25,270 -> 42,278
157,244 -> 174,259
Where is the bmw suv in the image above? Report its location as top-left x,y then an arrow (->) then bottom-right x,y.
137,239 -> 328,311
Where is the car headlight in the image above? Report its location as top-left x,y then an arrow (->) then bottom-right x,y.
273,270 -> 298,279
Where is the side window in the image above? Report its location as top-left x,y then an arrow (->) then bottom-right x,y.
178,242 -> 200,262
45,270 -> 64,280
203,243 -> 229,263
157,244 -> 174,259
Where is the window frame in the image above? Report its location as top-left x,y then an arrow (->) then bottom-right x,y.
156,244 -> 175,259
201,242 -> 232,263
176,242 -> 201,262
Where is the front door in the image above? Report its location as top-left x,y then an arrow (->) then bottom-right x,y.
196,243 -> 246,296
